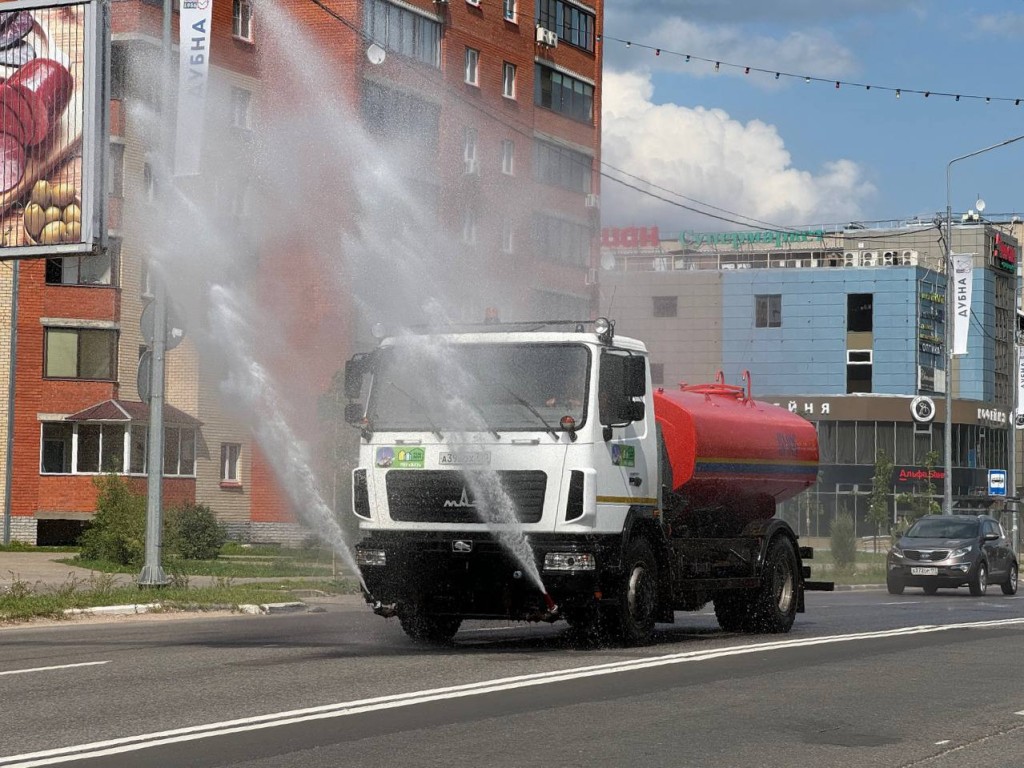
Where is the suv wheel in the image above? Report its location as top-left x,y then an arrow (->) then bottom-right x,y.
1002,562 -> 1019,596
969,561 -> 988,597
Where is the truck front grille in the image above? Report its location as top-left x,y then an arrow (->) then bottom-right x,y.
386,470 -> 546,524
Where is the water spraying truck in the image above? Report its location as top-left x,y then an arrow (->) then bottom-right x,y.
343,318 -> 831,644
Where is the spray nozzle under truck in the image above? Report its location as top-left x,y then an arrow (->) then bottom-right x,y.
343,318 -> 833,645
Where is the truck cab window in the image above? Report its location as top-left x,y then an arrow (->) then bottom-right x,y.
599,350 -> 645,425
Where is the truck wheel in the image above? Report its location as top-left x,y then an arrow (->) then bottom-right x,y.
609,538 -> 659,646
399,607 -> 462,643
751,536 -> 798,633
968,561 -> 988,597
713,591 -> 753,632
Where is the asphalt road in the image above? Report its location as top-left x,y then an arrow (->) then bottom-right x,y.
1,590 -> 1023,768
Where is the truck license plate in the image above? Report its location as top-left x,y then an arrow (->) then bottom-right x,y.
439,451 -> 491,466
911,567 -> 938,576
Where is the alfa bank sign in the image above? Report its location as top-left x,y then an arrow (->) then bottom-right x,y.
601,226 -> 661,249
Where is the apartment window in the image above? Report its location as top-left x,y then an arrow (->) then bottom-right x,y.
221,443 -> 241,484
164,426 -> 196,477
536,0 -> 595,51
232,0 -> 253,41
650,363 -> 665,387
653,296 -> 677,318
462,209 -> 477,245
535,64 -> 593,123
463,126 -> 477,163
503,0 -> 516,21
532,213 -> 590,266
502,62 -> 516,99
755,294 -> 782,328
130,424 -> 147,473
501,140 -> 515,175
364,0 -> 441,68
501,220 -> 514,254
46,240 -> 118,286
534,138 -> 593,193
77,424 -> 125,473
108,142 -> 124,196
465,47 -> 479,86
230,87 -> 252,130
847,293 -> 873,332
362,81 -> 440,152
40,423 -> 72,473
44,328 -> 117,380
142,162 -> 157,203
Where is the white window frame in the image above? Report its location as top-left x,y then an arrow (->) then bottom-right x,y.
847,349 -> 873,364
502,0 -> 516,22
465,47 -> 479,86
233,0 -> 253,42
501,139 -> 514,175
502,62 -> 516,99
501,220 -> 514,254
462,209 -> 477,245
463,126 -> 478,163
230,86 -> 252,130
221,442 -> 241,484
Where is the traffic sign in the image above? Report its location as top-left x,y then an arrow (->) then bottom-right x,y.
140,301 -> 186,351
988,469 -> 1007,497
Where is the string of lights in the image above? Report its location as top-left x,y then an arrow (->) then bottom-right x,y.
598,33 -> 1024,106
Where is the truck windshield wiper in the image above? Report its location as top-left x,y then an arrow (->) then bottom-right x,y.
385,379 -> 444,440
490,380 -> 559,442
462,396 -> 501,440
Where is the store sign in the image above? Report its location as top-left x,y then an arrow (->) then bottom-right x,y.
993,233 -> 1017,275
977,407 -> 1008,426
772,400 -> 831,415
951,253 -> 973,356
175,0 -> 215,176
680,228 -> 825,249
601,226 -> 660,249
896,467 -> 945,484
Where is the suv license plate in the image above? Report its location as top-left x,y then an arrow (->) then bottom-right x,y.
911,567 -> 938,576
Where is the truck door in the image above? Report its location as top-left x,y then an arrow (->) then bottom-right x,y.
593,350 -> 657,526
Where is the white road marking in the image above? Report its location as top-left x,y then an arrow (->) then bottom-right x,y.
3,619 -> 1024,767
934,740 -> 951,745
882,601 -> 922,606
0,661 -> 110,677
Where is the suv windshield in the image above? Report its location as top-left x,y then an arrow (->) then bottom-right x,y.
367,341 -> 590,432
905,518 -> 979,539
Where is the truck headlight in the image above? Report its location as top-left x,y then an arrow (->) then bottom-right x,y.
356,548 -> 387,566
544,552 -> 596,572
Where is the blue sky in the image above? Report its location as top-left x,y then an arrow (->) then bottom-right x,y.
599,1 -> 1024,235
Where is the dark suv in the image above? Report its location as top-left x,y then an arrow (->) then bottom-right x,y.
886,514 -> 1018,596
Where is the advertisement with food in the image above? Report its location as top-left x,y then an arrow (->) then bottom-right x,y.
0,0 -> 97,257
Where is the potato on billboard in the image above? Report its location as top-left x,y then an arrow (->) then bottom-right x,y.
0,0 -> 100,258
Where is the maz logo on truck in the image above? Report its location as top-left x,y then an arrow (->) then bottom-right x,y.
444,488 -> 476,508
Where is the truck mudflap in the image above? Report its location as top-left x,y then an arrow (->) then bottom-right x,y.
356,532 -> 613,622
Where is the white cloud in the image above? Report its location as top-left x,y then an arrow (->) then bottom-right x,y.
600,70 -> 875,231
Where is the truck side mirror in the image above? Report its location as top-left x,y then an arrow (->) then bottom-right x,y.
344,402 -> 365,425
344,353 -> 372,400
625,400 -> 645,422
622,356 -> 646,397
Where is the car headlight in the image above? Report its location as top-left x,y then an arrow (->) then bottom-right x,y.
890,545 -> 904,559
950,545 -> 973,559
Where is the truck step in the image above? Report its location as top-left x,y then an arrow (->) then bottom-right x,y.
798,546 -> 814,560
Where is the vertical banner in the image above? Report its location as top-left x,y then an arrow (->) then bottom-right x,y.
1016,346 -> 1024,429
951,253 -> 974,357
175,0 -> 214,177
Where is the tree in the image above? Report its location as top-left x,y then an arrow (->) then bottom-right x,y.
866,451 -> 894,552
831,506 -> 856,573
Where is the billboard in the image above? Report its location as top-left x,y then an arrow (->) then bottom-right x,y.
0,0 -> 101,258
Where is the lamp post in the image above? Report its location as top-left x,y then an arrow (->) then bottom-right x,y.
944,134 -> 1024,515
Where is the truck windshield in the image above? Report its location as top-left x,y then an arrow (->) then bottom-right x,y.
367,342 -> 590,432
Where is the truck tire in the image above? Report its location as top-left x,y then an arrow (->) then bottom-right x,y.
607,538 -> 659,646
750,536 -> 798,633
399,606 -> 462,644
713,591 -> 752,632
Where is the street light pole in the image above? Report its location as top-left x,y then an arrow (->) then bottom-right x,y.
944,133 -> 1024,515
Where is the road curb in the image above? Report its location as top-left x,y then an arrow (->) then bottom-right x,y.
832,584 -> 886,591
236,601 -> 308,615
63,603 -> 163,617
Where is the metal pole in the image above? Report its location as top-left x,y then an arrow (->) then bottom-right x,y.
944,133 -> 1024,515
138,0 -> 174,586
2,262 -> 17,545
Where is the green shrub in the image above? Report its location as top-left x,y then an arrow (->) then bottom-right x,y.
164,502 -> 226,560
78,475 -> 147,566
830,512 -> 857,572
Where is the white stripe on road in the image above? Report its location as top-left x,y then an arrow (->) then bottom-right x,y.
3,619 -> 1024,767
0,661 -> 110,677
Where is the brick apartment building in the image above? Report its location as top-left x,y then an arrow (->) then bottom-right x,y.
2,0 -> 603,545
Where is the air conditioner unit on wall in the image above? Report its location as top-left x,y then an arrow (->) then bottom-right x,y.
883,251 -> 897,266
902,250 -> 919,266
843,251 -> 860,267
536,26 -> 558,47
861,251 -> 878,266
585,193 -> 600,209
